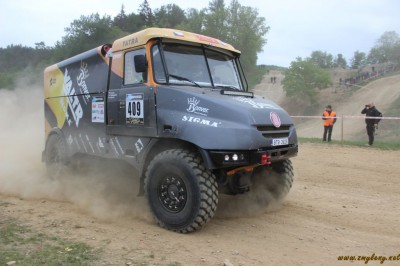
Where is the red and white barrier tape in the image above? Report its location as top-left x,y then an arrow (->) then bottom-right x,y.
290,115 -> 400,120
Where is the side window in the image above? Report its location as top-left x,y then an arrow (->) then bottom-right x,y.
151,45 -> 166,83
124,49 -> 146,85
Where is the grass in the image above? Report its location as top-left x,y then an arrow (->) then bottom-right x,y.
0,216 -> 183,266
0,219 -> 98,266
298,137 -> 400,150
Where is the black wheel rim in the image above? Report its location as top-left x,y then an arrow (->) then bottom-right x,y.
158,175 -> 187,213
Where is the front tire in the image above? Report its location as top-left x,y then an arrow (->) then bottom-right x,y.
144,149 -> 218,233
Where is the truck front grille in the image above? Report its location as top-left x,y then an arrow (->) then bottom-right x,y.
256,125 -> 291,139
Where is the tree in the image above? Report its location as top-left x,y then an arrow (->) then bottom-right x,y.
34,41 -> 47,50
191,0 -> 269,86
54,13 -> 125,60
154,4 -> 186,28
203,0 -> 229,40
113,6 -> 144,34
367,31 -> 400,64
309,51 -> 333,68
350,50 -> 366,69
176,0 -> 268,88
114,5 -> 129,32
138,0 -> 153,27
226,1 -> 268,70
179,8 -> 207,33
282,58 -> 332,105
333,53 -> 347,68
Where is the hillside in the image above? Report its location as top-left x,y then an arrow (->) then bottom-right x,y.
252,70 -> 400,141
252,69 -> 285,103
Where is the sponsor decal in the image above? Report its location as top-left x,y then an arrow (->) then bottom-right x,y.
73,135 -> 81,150
50,77 -> 56,86
193,34 -> 227,47
182,115 -> 220,128
59,96 -> 69,125
79,133 -> 88,153
67,134 -> 73,145
108,91 -> 118,100
270,112 -> 281,128
126,93 -> 144,125
63,68 -> 83,127
234,97 -> 279,109
135,139 -> 144,153
77,61 -> 90,104
114,137 -> 123,154
110,137 -> 124,156
194,34 -> 220,45
186,97 -> 209,116
112,52 -> 122,59
123,37 -> 139,47
85,134 -> 95,153
98,137 -> 104,148
109,138 -> 119,156
173,31 -> 184,37
92,97 -> 105,123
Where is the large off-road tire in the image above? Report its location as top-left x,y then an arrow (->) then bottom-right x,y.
44,134 -> 68,179
144,149 -> 218,233
252,159 -> 294,200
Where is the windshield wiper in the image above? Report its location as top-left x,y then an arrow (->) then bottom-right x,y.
214,85 -> 240,91
169,74 -> 201,88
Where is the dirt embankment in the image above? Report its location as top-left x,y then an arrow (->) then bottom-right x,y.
295,75 -> 400,140
253,70 -> 400,141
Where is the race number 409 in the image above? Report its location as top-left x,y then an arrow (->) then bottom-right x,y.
127,100 -> 141,116
126,93 -> 144,124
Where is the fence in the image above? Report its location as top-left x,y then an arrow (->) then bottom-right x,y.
291,115 -> 400,144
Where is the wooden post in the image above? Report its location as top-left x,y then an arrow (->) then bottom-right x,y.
341,115 -> 344,145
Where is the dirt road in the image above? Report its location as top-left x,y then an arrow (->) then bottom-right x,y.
1,142 -> 399,265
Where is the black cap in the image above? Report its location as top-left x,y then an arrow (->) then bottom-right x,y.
326,105 -> 332,109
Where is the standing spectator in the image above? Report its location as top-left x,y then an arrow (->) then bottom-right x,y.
361,103 -> 382,146
322,105 -> 337,142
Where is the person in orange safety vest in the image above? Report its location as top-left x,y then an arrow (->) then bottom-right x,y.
322,105 -> 337,142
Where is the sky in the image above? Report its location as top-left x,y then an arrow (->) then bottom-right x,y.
1,0 -> 399,67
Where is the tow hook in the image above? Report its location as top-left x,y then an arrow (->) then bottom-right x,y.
261,154 -> 271,165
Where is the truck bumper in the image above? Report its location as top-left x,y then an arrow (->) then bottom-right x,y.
202,144 -> 298,170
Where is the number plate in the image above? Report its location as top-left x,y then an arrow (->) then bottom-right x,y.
272,138 -> 289,146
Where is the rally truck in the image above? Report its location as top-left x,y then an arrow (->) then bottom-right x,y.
43,28 -> 298,233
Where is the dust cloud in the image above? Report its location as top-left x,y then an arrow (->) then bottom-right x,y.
0,86 -> 151,222
0,86 -> 289,223
216,168 -> 289,218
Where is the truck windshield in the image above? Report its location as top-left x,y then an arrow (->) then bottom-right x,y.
152,43 -> 244,90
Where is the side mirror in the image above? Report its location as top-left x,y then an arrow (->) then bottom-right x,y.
134,55 -> 147,73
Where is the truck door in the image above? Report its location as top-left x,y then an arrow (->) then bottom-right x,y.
106,49 -> 157,157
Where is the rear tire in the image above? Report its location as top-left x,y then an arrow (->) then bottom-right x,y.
45,134 -> 68,179
144,149 -> 218,233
